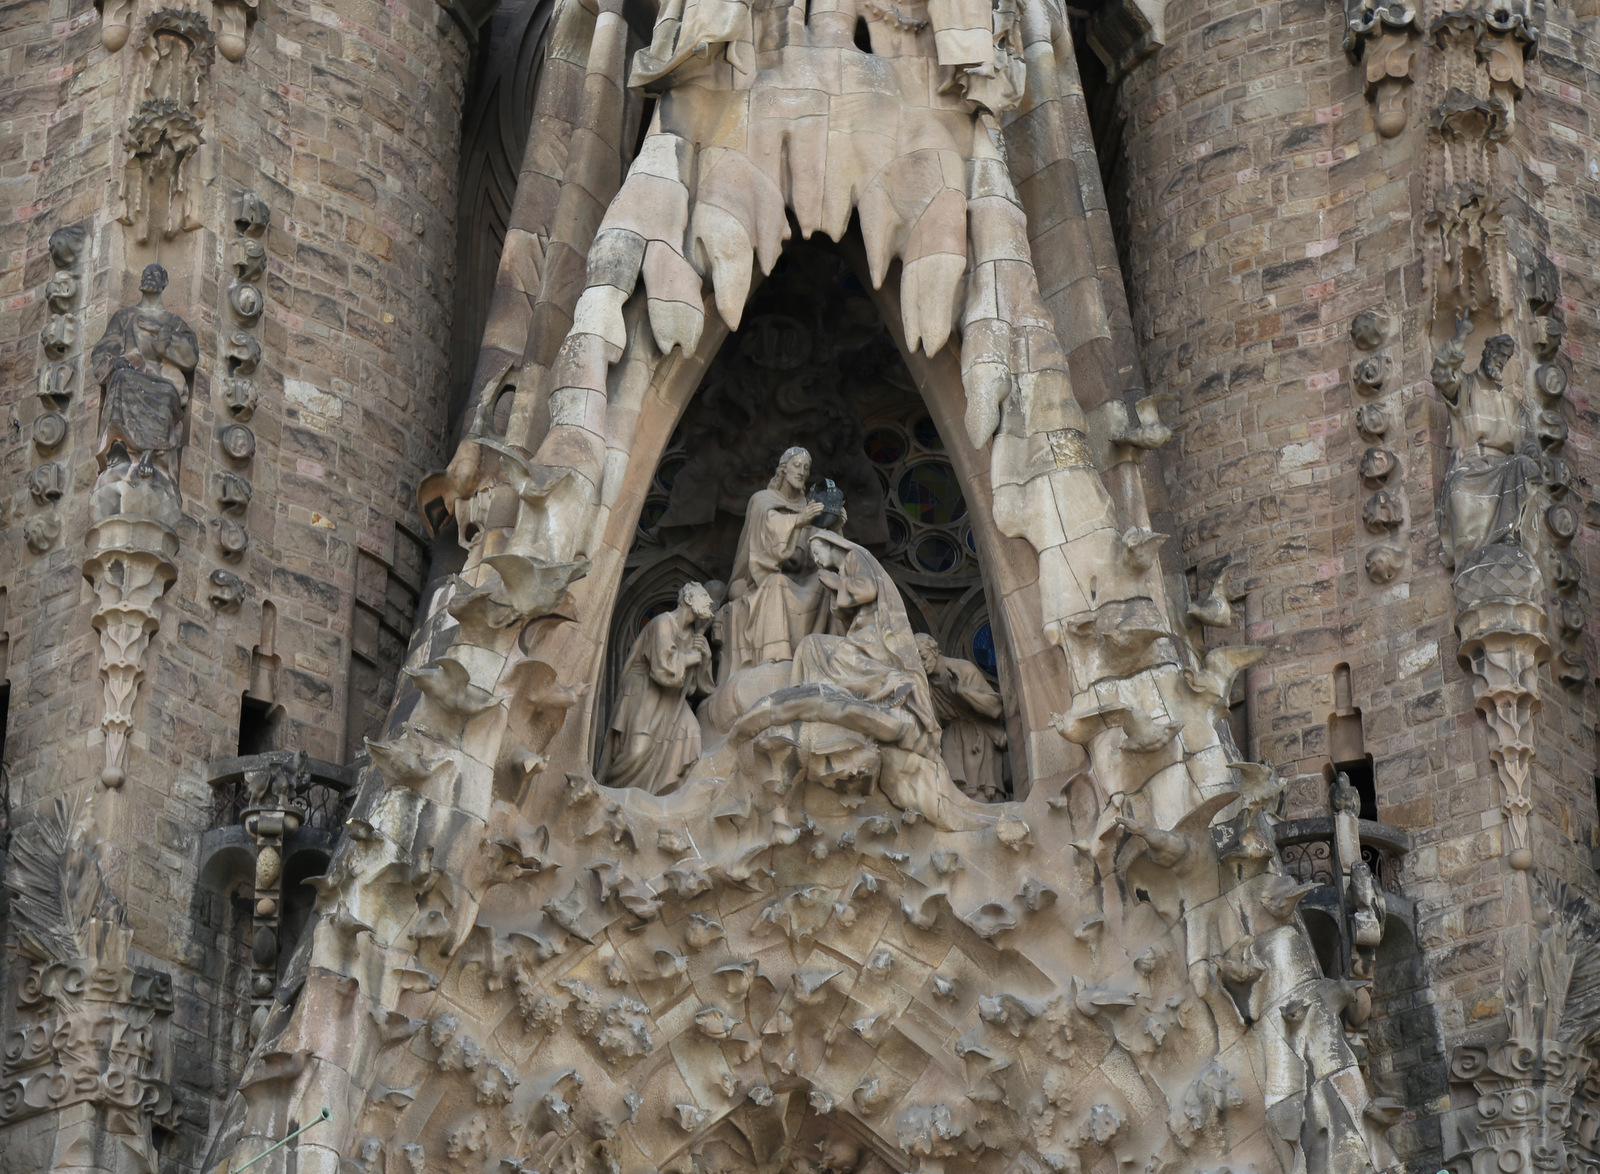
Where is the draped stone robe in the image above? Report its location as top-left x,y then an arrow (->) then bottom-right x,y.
600,612 -> 716,794
724,485 -> 823,673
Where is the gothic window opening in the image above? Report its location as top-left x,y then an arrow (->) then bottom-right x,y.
602,242 -> 1012,800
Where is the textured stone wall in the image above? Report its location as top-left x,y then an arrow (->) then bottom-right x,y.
0,0 -> 468,1166
1114,0 -> 1449,1159
1515,7 -> 1600,906
1114,0 -> 1600,1163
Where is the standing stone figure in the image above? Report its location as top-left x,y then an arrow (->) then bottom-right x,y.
90,263 -> 199,473
724,447 -> 827,672
916,634 -> 1008,801
1431,313 -> 1541,566
600,582 -> 717,794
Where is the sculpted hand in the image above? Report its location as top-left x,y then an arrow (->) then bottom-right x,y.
799,500 -> 825,524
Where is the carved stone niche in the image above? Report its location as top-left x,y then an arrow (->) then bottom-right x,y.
119,10 -> 215,242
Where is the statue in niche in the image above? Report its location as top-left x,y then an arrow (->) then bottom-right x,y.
916,634 -> 1007,801
723,447 -> 837,674
599,582 -> 717,794
792,530 -> 937,752
1431,314 -> 1540,567
89,263 -> 198,476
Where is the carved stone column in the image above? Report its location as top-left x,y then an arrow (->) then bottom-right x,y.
1453,543 -> 1548,871
238,751 -> 311,1041
84,517 -> 179,788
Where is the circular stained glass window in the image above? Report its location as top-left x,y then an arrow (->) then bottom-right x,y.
639,598 -> 676,630
656,456 -> 687,493
897,462 -> 967,525
638,497 -> 668,536
914,534 -> 960,573
963,525 -> 977,554
971,622 -> 997,676
864,427 -> 906,466
912,415 -> 944,450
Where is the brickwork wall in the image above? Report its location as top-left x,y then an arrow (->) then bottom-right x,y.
0,0 -> 468,1164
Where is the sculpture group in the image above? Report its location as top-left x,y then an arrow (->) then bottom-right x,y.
600,448 -> 1006,805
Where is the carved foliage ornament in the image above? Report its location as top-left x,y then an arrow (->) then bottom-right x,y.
1344,0 -> 1419,136
0,795 -> 173,1158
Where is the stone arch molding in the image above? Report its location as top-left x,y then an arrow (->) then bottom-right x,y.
203,2 -> 1398,1173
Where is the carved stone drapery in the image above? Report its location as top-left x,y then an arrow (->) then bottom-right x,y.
1344,0 -> 1419,136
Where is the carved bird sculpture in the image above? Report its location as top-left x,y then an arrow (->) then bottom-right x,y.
475,437 -> 573,509
483,551 -> 589,622
1214,935 -> 1263,986
1181,644 -> 1269,702
328,901 -> 375,940
1120,526 -> 1170,575
791,968 -> 844,1005
1120,705 -> 1182,754
1112,393 -> 1177,450
693,1005 -> 742,1039
1187,562 -> 1240,628
1229,760 -> 1283,813
405,657 -> 496,716
1258,876 -> 1320,922
684,913 -> 724,951
365,730 -> 450,789
1115,815 -> 1190,869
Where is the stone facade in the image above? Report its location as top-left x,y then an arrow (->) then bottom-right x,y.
0,0 -> 1595,1172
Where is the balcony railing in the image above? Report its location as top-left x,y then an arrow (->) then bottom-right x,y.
1275,816 -> 1409,894
207,753 -> 358,832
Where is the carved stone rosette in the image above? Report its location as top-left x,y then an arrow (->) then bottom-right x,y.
24,226 -> 88,555
84,516 -> 179,788
1453,544 -> 1548,870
